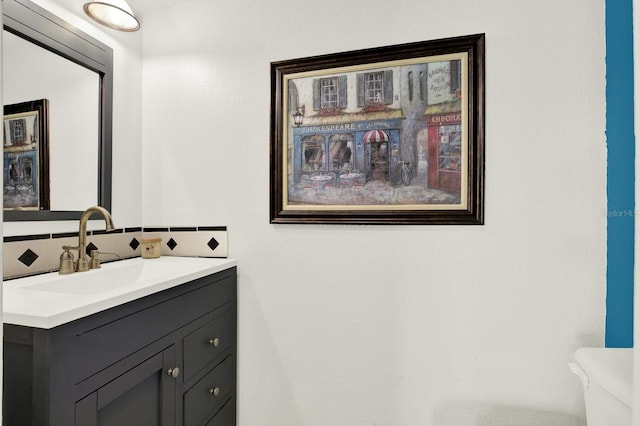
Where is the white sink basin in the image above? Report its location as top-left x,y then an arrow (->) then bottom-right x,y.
24,258 -> 195,295
4,256 -> 237,329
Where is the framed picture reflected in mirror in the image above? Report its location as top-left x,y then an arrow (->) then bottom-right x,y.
3,99 -> 50,211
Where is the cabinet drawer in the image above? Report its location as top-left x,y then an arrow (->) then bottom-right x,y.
206,398 -> 235,426
183,308 -> 234,382
184,356 -> 234,426
73,273 -> 233,382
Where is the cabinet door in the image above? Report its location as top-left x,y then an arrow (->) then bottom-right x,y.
75,346 -> 177,426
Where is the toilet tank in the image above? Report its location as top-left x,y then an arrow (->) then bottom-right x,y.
569,347 -> 632,426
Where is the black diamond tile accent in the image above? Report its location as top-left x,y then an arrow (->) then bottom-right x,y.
167,238 -> 178,251
18,249 -> 39,267
85,242 -> 98,257
207,238 -> 219,252
129,238 -> 140,250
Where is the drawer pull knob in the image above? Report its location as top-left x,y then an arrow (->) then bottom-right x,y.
167,367 -> 180,379
209,387 -> 221,397
208,338 -> 220,347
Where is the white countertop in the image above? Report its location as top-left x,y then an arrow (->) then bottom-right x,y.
3,256 -> 237,329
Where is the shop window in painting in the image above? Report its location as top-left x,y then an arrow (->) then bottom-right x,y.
329,134 -> 354,171
302,135 -> 325,171
438,124 -> 462,171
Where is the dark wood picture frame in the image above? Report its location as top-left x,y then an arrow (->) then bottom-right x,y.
270,33 -> 484,225
3,99 -> 50,211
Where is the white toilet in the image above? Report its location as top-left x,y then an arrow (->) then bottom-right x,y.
569,347 -> 632,425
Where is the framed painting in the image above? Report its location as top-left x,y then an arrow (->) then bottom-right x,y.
270,33 -> 484,225
3,99 -> 50,211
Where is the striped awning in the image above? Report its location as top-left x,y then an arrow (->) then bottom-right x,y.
362,129 -> 390,144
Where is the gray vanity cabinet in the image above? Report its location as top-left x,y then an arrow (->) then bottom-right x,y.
3,267 -> 237,426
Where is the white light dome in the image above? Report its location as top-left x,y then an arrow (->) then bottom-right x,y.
84,1 -> 140,32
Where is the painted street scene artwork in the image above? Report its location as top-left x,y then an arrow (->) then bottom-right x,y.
284,54 -> 467,210
3,109 -> 42,210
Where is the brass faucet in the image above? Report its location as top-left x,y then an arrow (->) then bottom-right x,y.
59,206 -> 115,274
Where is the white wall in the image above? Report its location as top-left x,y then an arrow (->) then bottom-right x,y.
141,0 -> 606,425
2,0 -> 144,236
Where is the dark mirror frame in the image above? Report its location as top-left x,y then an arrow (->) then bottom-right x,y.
3,0 -> 113,221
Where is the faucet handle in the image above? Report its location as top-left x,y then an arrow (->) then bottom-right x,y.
90,250 -> 101,269
59,247 -> 75,275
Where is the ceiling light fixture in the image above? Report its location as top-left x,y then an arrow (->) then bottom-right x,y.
83,1 -> 140,32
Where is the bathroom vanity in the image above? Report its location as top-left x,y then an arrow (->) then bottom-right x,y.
3,257 -> 237,426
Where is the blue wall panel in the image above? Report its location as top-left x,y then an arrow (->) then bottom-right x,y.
605,0 -> 634,348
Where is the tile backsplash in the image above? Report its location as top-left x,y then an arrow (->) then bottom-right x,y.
3,226 -> 228,280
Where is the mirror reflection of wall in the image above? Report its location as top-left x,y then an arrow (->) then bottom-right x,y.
2,30 -> 99,211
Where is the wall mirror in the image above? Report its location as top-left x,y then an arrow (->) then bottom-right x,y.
2,0 -> 113,221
